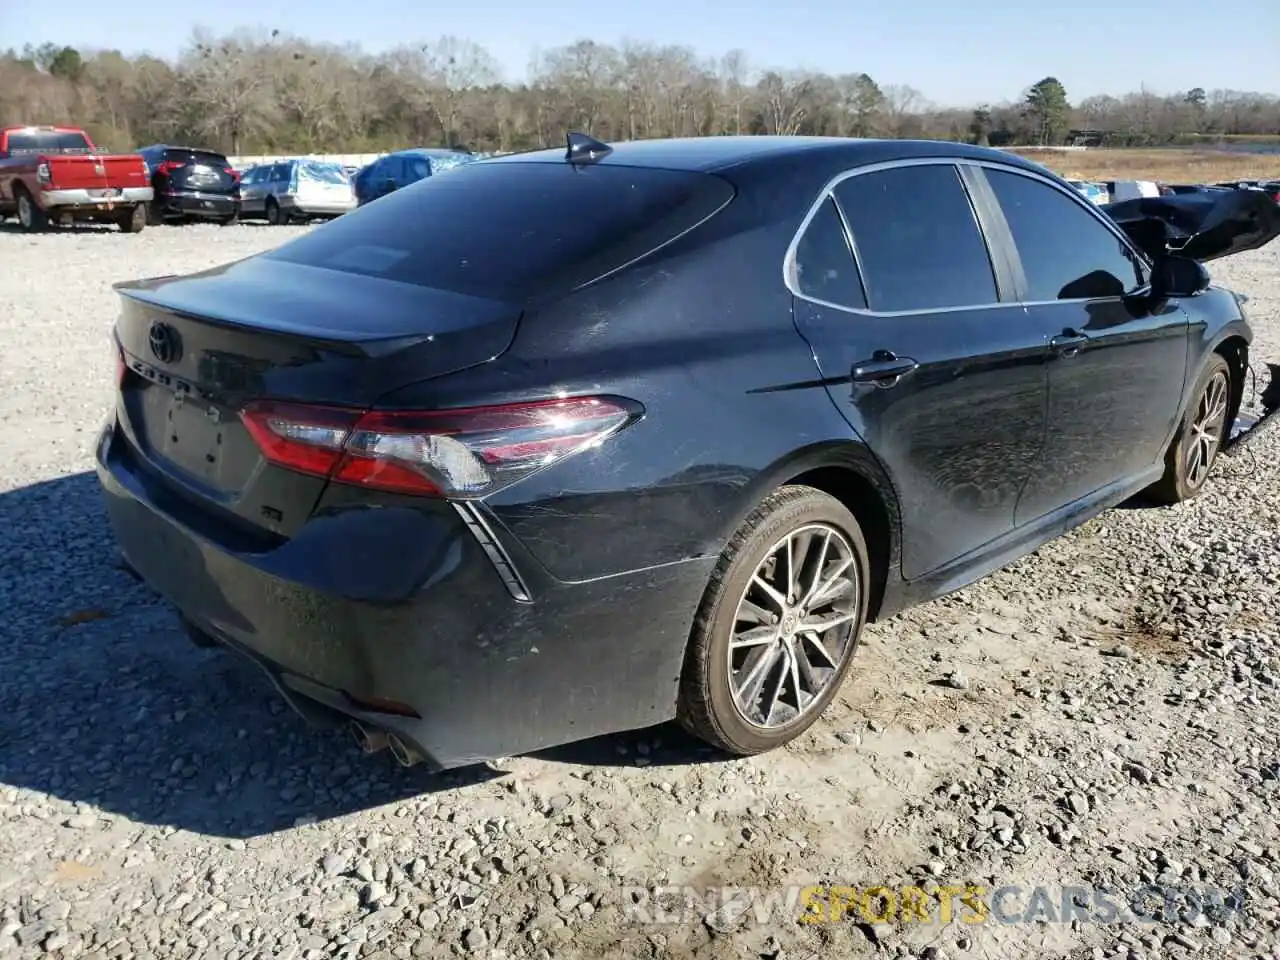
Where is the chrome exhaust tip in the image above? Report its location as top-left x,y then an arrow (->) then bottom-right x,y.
387,733 -> 423,768
349,720 -> 389,755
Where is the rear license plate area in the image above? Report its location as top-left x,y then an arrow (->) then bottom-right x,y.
154,391 -> 227,484
90,187 -> 122,199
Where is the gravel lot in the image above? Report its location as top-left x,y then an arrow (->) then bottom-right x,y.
1,221 -> 1278,960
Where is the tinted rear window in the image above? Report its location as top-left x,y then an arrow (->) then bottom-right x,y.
834,163 -> 998,312
167,149 -> 229,167
5,130 -> 92,154
264,161 -> 734,301
298,161 -> 347,184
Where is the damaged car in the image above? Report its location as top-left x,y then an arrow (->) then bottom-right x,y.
96,134 -> 1280,771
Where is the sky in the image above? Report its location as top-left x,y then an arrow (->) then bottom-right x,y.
2,0 -> 1277,106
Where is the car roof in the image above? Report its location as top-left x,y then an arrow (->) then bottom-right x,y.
389,148 -> 470,159
144,144 -> 227,154
2,125 -> 86,134
481,136 -> 1050,176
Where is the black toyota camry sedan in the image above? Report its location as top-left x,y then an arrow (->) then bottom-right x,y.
97,134 -> 1277,771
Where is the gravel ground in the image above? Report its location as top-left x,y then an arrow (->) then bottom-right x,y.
1,220 -> 1279,960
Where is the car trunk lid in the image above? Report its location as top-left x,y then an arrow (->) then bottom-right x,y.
113,256 -> 521,537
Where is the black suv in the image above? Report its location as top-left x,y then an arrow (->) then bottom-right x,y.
138,145 -> 241,225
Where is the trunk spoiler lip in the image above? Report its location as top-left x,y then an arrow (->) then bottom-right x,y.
1102,189 -> 1280,264
114,285 -> 405,359
111,259 -> 520,359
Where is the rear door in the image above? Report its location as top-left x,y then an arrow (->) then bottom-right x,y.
238,166 -> 263,212
406,155 -> 432,185
789,160 -> 1058,581
380,157 -> 406,197
262,163 -> 287,200
974,165 -> 1191,523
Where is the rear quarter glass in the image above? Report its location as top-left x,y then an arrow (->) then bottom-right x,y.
262,161 -> 736,303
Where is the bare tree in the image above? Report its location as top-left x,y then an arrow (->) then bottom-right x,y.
419,36 -> 500,147
881,83 -> 926,137
177,29 -> 280,154
718,50 -> 755,136
758,70 -> 813,135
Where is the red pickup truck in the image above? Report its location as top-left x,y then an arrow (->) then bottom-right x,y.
0,125 -> 154,232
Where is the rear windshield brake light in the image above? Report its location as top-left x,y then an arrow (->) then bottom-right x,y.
240,396 -> 642,498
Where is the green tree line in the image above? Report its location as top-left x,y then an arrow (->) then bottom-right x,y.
2,32 -> 1277,156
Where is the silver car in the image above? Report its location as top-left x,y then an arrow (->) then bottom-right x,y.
238,159 -> 357,224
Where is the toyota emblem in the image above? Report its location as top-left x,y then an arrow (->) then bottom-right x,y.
148,321 -> 182,365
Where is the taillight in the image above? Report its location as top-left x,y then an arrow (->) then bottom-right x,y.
156,161 -> 184,176
224,166 -> 240,182
239,396 -> 641,498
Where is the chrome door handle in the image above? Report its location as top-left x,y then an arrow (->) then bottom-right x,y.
1050,329 -> 1089,358
851,351 -> 920,387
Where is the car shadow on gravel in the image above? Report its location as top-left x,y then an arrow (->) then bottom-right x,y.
0,472 -> 716,839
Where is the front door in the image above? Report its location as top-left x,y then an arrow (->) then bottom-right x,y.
973,166 -> 1192,524
790,160 -> 1059,581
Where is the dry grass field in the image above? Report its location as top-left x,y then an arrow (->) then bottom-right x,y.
1012,146 -> 1280,183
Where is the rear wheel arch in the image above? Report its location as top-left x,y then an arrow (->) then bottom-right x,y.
727,443 -> 901,623
783,464 -> 895,623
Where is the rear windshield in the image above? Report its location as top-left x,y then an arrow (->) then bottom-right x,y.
264,161 -> 734,302
166,149 -> 229,167
5,130 -> 92,154
299,162 -> 348,184
429,154 -> 474,175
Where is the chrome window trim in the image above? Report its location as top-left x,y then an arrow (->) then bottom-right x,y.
973,159 -> 1153,302
783,155 -> 1153,318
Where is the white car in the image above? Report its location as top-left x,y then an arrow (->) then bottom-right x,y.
238,159 -> 357,224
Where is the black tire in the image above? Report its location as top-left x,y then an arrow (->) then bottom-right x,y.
146,201 -> 164,226
15,188 -> 48,232
218,211 -> 239,226
677,484 -> 870,756
117,205 -> 146,233
265,198 -> 283,225
1146,353 -> 1232,504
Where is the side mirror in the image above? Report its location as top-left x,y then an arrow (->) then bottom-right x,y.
1153,255 -> 1211,298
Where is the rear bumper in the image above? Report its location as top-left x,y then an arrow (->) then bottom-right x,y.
94,420 -> 709,770
42,186 -> 153,209
157,191 -> 240,219
282,196 -> 356,217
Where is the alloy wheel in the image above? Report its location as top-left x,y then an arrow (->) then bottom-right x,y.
727,523 -> 860,729
1186,370 -> 1229,489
